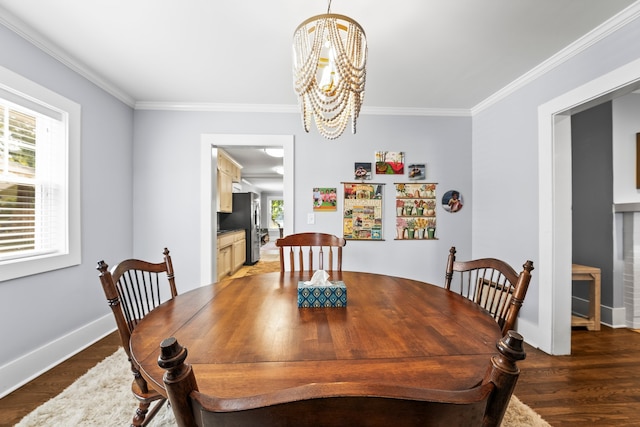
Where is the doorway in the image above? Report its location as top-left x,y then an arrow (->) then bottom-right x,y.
539,57 -> 640,355
199,134 -> 294,285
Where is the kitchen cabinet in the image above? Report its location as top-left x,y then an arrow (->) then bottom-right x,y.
218,150 -> 241,180
217,170 -> 233,213
231,161 -> 242,182
232,233 -> 246,272
217,149 -> 242,213
217,245 -> 232,281
217,230 -> 246,281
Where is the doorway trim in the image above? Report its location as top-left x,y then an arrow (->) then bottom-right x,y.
538,57 -> 640,354
199,134 -> 294,285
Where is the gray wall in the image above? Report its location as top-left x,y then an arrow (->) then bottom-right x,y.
132,111 -> 473,289
472,13 -> 640,344
571,102 -> 614,308
0,23 -> 134,390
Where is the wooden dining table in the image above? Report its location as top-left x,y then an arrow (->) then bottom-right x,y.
130,271 -> 502,406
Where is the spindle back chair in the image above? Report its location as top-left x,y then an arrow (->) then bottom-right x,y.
96,247 -> 178,427
444,246 -> 534,336
276,232 -> 346,273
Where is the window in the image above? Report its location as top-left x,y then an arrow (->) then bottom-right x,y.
0,66 -> 80,282
268,198 -> 284,229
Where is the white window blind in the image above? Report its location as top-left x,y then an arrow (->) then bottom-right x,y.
0,98 -> 65,260
0,65 -> 80,282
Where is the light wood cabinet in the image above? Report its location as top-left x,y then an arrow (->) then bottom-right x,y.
232,165 -> 241,183
217,230 -> 246,281
217,170 -> 233,213
216,149 -> 242,213
232,233 -> 246,272
217,245 -> 232,281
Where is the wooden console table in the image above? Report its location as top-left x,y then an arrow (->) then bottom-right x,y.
571,263 -> 601,331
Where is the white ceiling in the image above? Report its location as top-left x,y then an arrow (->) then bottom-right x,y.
224,146 -> 284,193
0,0 -> 637,191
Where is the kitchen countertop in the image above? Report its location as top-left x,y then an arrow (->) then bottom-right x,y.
217,228 -> 244,236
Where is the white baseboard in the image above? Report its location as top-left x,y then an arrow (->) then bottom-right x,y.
608,307 -> 626,328
513,317 -> 540,350
0,314 -> 115,398
572,296 -> 626,328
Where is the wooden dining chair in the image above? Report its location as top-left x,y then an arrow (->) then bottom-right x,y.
444,246 -> 534,336
275,232 -> 346,273
157,331 -> 526,427
96,247 -> 178,427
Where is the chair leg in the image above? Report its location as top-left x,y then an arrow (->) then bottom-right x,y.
141,398 -> 167,427
131,401 -> 150,427
131,397 -> 167,427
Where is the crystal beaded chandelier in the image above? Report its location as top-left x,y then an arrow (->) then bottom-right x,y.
292,1 -> 367,139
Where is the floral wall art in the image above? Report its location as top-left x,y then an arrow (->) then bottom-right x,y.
395,183 -> 437,240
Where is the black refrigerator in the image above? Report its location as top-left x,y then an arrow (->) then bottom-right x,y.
219,192 -> 261,265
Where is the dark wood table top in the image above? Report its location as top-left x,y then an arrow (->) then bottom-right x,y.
130,271 -> 502,405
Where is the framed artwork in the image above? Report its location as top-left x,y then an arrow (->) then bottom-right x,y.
313,187 -> 337,211
442,189 -> 464,213
354,162 -> 372,180
408,163 -> 425,180
395,183 -> 437,240
343,182 -> 384,240
375,151 -> 404,175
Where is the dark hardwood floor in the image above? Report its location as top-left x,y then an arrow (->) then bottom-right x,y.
2,318 -> 639,426
0,330 -> 121,427
515,326 -> 640,426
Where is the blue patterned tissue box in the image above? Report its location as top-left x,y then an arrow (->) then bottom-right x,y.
297,281 -> 347,308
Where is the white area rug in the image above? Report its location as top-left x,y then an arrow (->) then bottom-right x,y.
16,348 -> 175,427
16,347 -> 550,426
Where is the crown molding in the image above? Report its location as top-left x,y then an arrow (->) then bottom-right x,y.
471,2 -> 640,115
362,105 -> 470,117
134,102 -> 298,113
134,101 -> 471,117
0,5 -> 136,107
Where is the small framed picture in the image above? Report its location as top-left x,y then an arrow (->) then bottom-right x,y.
313,187 -> 337,211
354,162 -> 372,180
408,164 -> 425,180
375,151 -> 405,175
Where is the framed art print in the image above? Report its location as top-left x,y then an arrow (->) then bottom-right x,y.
375,151 -> 404,175
343,182 -> 384,240
408,163 -> 425,180
313,187 -> 337,211
354,162 -> 372,180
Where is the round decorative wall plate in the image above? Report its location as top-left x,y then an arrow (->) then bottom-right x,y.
442,190 -> 463,213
